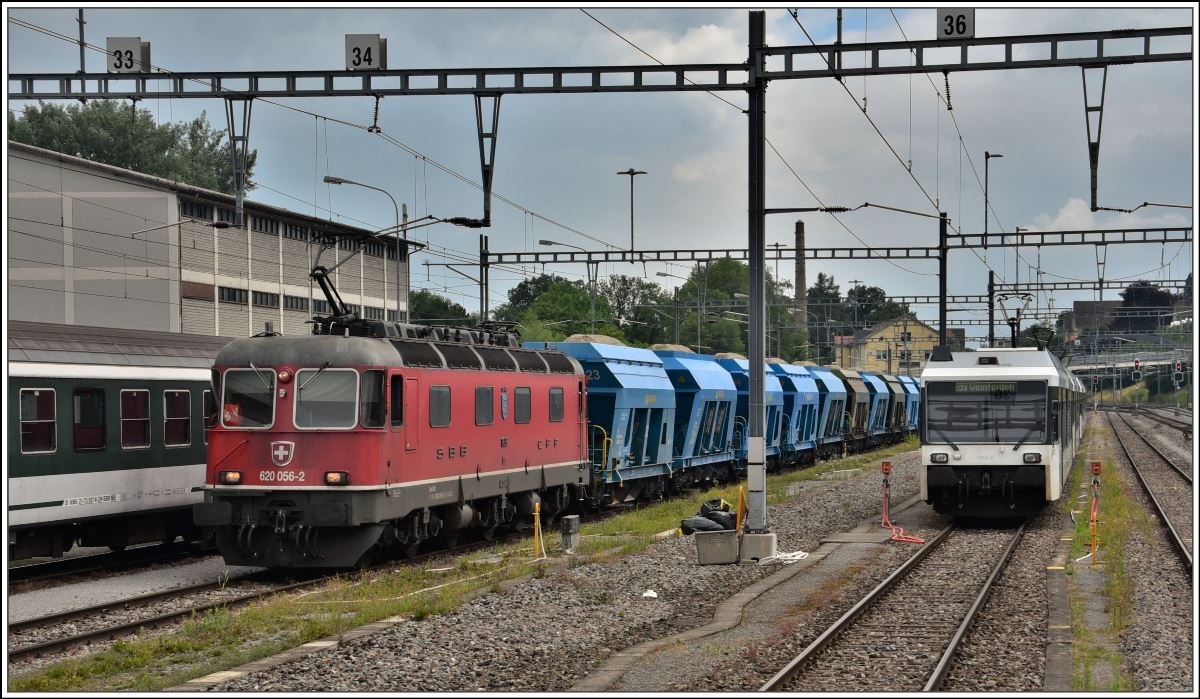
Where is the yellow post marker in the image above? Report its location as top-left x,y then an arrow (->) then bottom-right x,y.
533,501 -> 542,558
735,486 -> 747,532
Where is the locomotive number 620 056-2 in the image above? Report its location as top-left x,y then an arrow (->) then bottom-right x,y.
258,470 -> 306,483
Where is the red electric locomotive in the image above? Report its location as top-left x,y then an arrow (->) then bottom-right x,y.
195,271 -> 587,567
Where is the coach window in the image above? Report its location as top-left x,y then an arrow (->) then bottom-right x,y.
549,387 -> 564,422
476,386 -> 494,425
430,385 -> 451,427
164,390 -> 192,447
222,369 -> 275,428
360,371 -> 386,428
20,388 -> 57,454
390,375 -> 404,427
73,388 -> 106,451
295,368 -> 358,429
515,387 -> 531,424
121,389 -> 151,448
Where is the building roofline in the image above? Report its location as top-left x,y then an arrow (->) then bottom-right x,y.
9,140 -> 383,239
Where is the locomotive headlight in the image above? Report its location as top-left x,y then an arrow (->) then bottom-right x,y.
1023,453 -> 1042,463
218,470 -> 243,485
931,452 -> 949,464
277,369 -> 293,384
324,471 -> 350,485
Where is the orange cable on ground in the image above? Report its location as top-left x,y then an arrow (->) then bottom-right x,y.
881,462 -> 924,544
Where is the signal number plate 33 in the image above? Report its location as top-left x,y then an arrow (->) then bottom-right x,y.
258,470 -> 306,483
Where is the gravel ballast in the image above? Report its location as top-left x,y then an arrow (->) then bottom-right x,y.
214,450 -> 924,692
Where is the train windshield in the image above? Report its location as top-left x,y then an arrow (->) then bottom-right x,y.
295,368 -> 358,428
222,369 -> 276,428
924,380 -> 1047,444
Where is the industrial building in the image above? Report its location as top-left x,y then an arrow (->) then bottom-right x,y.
7,141 -> 409,337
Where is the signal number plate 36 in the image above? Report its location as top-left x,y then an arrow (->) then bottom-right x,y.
258,470 -> 306,483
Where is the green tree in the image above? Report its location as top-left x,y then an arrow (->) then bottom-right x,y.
491,274 -> 571,322
9,101 -> 256,194
1119,280 -> 1175,331
409,289 -> 471,323
598,274 -> 672,346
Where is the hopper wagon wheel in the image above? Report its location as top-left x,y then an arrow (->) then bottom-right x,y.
437,531 -> 460,550
401,539 -> 422,559
480,524 -> 498,542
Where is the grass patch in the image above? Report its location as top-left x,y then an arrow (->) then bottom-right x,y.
1065,418 -> 1151,690
10,437 -> 917,692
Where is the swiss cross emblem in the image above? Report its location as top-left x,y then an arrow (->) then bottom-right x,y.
270,441 -> 295,467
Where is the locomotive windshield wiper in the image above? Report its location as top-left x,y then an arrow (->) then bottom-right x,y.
931,425 -> 959,451
1011,427 -> 1038,451
299,361 -> 332,392
248,362 -> 274,392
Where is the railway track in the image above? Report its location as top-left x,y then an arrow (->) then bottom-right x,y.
1106,412 -> 1193,573
8,542 -> 214,586
761,522 -> 1026,692
1115,405 -> 1194,436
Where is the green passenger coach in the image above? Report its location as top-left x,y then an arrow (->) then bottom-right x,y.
9,322 -> 230,559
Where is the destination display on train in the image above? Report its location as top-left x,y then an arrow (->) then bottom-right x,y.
954,382 -> 1016,395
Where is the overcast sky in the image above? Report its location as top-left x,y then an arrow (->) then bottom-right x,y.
5,4 -> 1195,343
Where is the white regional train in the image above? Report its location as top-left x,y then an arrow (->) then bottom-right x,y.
920,346 -> 1086,517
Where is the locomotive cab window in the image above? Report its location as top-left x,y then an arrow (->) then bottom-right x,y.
515,387 -> 531,424
360,370 -> 385,428
549,387 -> 564,422
202,389 -> 215,443
20,388 -> 57,454
73,388 -> 106,451
164,390 -> 191,447
222,369 -> 276,428
121,389 -> 151,449
390,375 -> 404,426
430,385 -> 451,427
476,386 -> 494,425
295,368 -> 358,429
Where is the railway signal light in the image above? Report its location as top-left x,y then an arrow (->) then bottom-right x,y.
1091,460 -> 1102,476
1175,360 -> 1183,373
1133,358 -> 1140,372
881,460 -> 892,475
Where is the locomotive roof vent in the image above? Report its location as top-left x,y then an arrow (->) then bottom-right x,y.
929,345 -> 955,362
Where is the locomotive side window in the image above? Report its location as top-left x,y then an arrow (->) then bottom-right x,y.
549,387 -> 564,422
295,368 -> 358,429
222,369 -> 276,428
476,386 -> 494,425
121,389 -> 151,448
390,375 -> 404,426
514,387 -> 531,424
73,388 -> 107,451
430,385 -> 451,427
19,388 -> 57,454
202,390 -> 214,443
360,370 -> 386,428
164,390 -> 192,447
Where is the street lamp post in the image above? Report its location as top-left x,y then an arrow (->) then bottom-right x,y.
540,239 -> 597,333
617,168 -> 646,252
324,175 -> 404,321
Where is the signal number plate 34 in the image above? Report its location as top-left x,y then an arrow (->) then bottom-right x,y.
258,470 -> 306,483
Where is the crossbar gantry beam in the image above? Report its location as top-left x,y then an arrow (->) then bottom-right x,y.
488,246 -> 938,264
8,26 -> 1190,101
948,227 -> 1191,248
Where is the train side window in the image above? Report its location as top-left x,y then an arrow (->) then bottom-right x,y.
360,370 -> 386,428
20,388 -> 57,454
121,389 -> 151,449
515,387 -> 531,424
390,375 -> 404,427
203,390 -> 215,444
549,387 -> 564,422
164,389 -> 192,447
430,385 -> 451,428
476,386 -> 494,426
73,388 -> 106,451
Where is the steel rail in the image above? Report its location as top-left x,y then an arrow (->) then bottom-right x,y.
8,544 -> 213,585
1114,412 -> 1192,484
923,522 -> 1027,691
1105,412 -> 1193,574
761,523 -> 955,691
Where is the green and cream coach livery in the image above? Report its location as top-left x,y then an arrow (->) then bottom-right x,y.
9,322 -> 228,559
919,346 -> 1086,517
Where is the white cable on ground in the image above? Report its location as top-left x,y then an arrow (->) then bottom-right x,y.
757,550 -> 810,565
